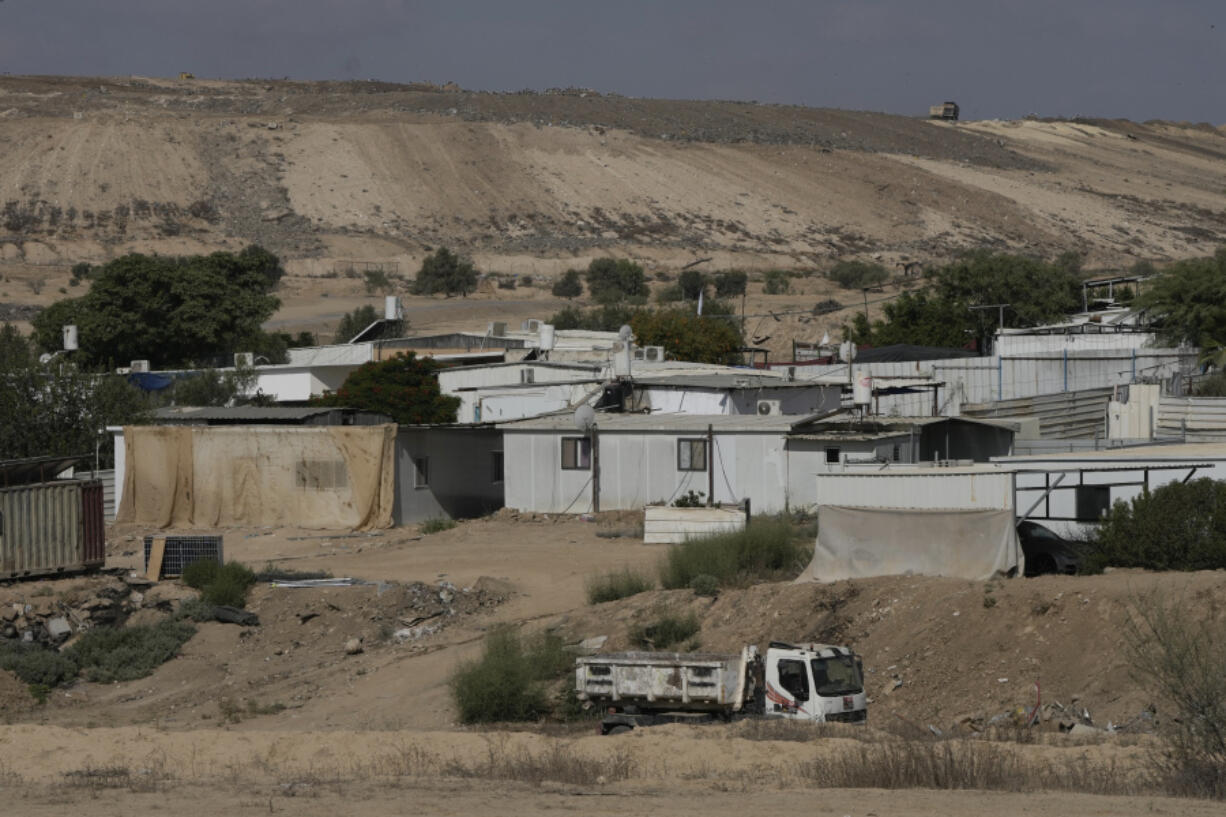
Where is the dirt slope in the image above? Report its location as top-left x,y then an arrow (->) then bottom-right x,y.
3,76 -> 1226,349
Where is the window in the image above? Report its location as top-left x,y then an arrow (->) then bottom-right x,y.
520,369 -> 535,384
777,659 -> 810,701
677,438 -> 707,471
811,655 -> 864,696
414,456 -> 429,488
892,444 -> 900,463
561,437 -> 591,470
825,447 -> 841,464
491,451 -> 504,484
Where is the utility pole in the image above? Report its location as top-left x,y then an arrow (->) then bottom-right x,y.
968,303 -> 1011,354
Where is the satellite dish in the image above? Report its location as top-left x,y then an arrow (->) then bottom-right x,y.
617,324 -> 633,342
38,353 -> 52,364
573,404 -> 596,433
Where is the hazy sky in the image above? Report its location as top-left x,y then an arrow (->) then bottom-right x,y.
0,1 -> 1221,122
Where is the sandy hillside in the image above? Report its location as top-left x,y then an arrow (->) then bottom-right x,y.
2,75 -> 1225,352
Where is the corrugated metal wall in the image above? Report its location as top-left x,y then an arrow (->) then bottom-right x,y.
798,349 -> 1195,418
0,480 -> 103,578
1156,397 -> 1226,441
962,388 -> 1114,439
74,469 -> 115,519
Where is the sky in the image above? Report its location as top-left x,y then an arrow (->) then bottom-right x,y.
0,0 -> 1221,122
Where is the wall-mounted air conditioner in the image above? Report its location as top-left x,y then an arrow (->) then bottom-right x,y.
642,346 -> 664,362
522,319 -> 542,332
633,347 -> 646,361
234,352 -> 255,368
757,399 -> 782,416
130,359 -> 150,373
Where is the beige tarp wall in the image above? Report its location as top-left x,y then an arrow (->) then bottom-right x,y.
799,505 -> 1022,582
115,425 -> 396,530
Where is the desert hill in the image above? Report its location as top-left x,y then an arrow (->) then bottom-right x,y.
1,75 -> 1225,345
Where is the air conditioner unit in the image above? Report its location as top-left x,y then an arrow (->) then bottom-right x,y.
488,321 -> 507,337
757,399 -> 783,416
522,319 -> 542,332
130,359 -> 150,373
234,352 -> 255,368
642,346 -> 665,362
632,347 -> 647,361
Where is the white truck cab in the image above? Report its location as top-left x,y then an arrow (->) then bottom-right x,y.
763,641 -> 867,724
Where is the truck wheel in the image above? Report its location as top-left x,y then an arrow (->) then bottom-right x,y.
606,725 -> 632,736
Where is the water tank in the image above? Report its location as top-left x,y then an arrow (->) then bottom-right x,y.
62,324 -> 79,351
612,341 -> 632,377
539,323 -> 556,351
853,370 -> 872,406
384,295 -> 402,320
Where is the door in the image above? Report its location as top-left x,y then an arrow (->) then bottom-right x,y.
765,656 -> 812,719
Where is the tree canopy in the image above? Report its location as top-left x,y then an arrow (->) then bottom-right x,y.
549,304 -> 743,365
850,251 -> 1083,352
1134,248 -> 1226,349
585,257 -> 649,304
412,247 -> 478,297
314,352 -> 459,425
0,324 -> 150,465
550,269 -> 583,299
31,245 -> 285,368
1085,478 -> 1226,573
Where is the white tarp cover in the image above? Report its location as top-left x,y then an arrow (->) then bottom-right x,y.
799,505 -> 1021,582
115,425 -> 396,530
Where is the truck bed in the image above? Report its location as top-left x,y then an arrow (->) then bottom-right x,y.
576,648 -> 752,712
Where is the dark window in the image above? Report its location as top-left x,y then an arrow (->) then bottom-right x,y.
520,369 -> 535,384
892,444 -> 900,462
414,457 -> 429,488
561,437 -> 591,470
677,438 -> 707,471
825,447 -> 841,464
777,659 -> 810,701
491,451 -> 504,483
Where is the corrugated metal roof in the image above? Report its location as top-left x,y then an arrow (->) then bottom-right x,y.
500,412 -> 807,432
812,413 -> 1020,431
634,374 -> 815,390
0,454 -> 90,487
997,441 -> 1226,463
153,406 -> 358,422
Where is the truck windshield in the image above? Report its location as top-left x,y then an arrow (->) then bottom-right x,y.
810,655 -> 863,696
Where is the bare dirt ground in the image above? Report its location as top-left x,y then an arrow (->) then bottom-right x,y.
2,75 -> 1225,354
3,514 -> 1225,811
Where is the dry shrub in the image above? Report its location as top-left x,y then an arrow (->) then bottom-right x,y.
1124,591 -> 1226,799
585,566 -> 653,604
795,741 -> 1134,794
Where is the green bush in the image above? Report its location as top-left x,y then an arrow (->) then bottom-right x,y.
826,260 -> 889,289
586,567 -> 654,604
66,619 -> 197,684
420,516 -> 457,534
1084,479 -> 1226,572
551,269 -> 583,299
585,257 -> 648,305
763,270 -> 790,295
689,574 -> 720,597
714,270 -> 748,298
0,643 -> 79,687
194,561 -> 257,608
629,612 -> 701,650
678,270 -> 707,300
181,558 -> 221,590
659,517 -> 809,589
450,628 -> 571,723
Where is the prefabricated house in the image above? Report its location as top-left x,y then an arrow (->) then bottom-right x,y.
113,419 -> 504,530
630,373 -> 841,416
499,412 -> 1017,515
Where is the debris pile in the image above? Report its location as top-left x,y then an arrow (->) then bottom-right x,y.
0,575 -> 189,646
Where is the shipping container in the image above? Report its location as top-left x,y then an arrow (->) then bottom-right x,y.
0,480 -> 106,578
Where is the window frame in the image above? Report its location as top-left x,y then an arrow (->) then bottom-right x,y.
561,437 -> 592,470
676,438 -> 708,472
825,447 -> 841,464
414,456 -> 429,489
491,451 -> 504,484
776,658 -> 811,701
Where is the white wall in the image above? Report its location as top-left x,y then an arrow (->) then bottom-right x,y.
638,385 -> 839,416
503,431 -> 792,514
439,363 -> 601,392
